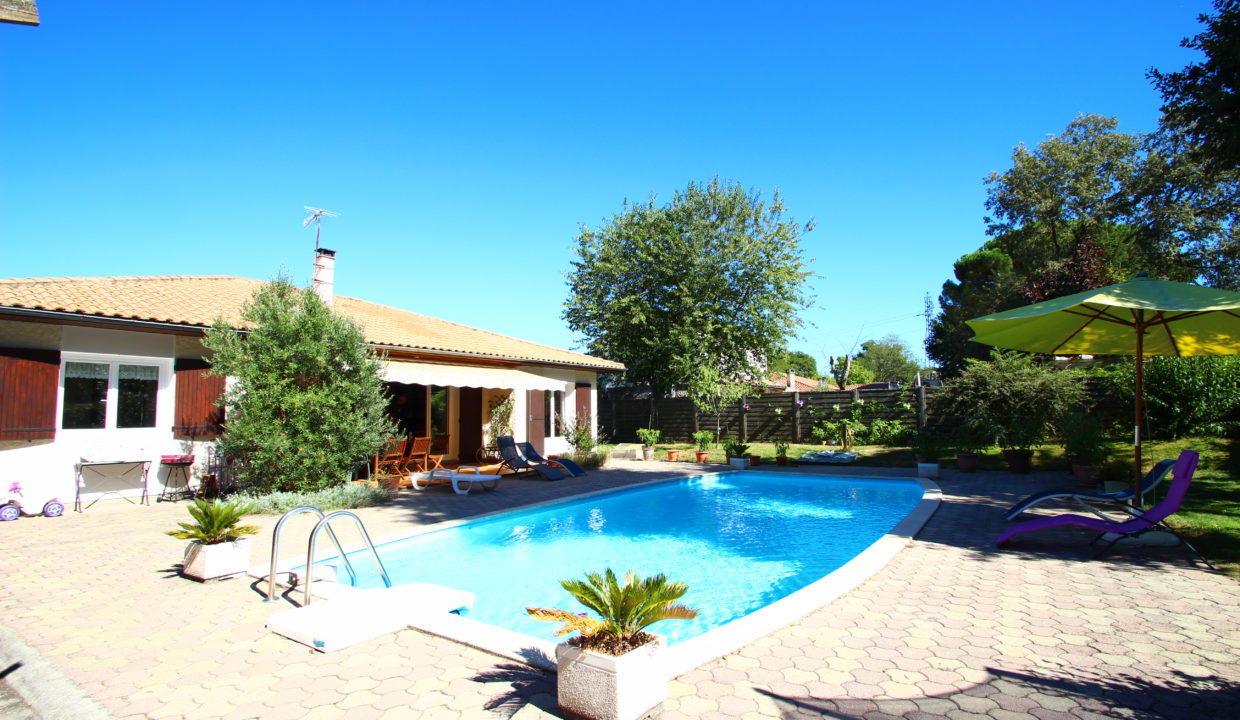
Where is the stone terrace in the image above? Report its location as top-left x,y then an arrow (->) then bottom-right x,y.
0,461 -> 1237,720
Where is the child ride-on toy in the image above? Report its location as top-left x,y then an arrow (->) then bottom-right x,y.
0,482 -> 65,521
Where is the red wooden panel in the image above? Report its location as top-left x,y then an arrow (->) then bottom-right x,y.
526,389 -> 545,454
173,358 -> 225,436
0,347 -> 59,440
575,385 -> 591,421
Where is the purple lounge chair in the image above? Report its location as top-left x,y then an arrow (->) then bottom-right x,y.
996,450 -> 1214,569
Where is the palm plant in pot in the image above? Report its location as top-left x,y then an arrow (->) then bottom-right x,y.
691,430 -> 713,463
527,569 -> 698,720
722,438 -> 750,469
167,498 -> 260,581
635,428 -> 661,462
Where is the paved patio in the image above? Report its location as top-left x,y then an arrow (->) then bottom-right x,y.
1,460 -> 1237,720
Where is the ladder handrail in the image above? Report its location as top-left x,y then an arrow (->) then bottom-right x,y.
303,510 -> 393,606
265,505 -> 357,603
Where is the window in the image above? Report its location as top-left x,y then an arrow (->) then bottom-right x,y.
544,390 -> 563,437
60,356 -> 162,430
429,385 -> 449,436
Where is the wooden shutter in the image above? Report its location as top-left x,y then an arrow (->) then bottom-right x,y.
575,383 -> 592,421
526,389 -> 545,453
173,358 -> 225,436
0,347 -> 60,441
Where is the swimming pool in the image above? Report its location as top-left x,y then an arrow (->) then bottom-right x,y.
310,471 -> 927,647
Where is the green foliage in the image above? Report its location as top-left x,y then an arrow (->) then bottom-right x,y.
204,279 -> 397,493
935,351 -> 1088,450
853,335 -> 921,384
860,418 -> 908,446
1102,356 -> 1240,438
564,413 -> 596,454
236,484 -> 393,515
564,178 -> 812,407
1150,0 -> 1240,175
488,394 -> 515,441
635,427 -> 662,446
769,349 -> 819,378
569,450 -> 610,470
691,430 -> 714,451
948,423 -> 990,454
911,431 -> 947,460
1059,412 -> 1110,466
526,569 -> 698,655
722,438 -> 750,458
166,498 -> 260,545
773,440 -> 790,457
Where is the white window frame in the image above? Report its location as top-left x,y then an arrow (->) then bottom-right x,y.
56,352 -> 174,433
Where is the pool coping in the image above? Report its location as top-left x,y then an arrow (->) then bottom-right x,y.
253,469 -> 942,677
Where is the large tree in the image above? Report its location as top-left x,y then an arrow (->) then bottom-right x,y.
564,178 -> 812,411
205,279 -> 396,492
769,348 -> 819,379
853,335 -> 921,384
1149,0 -> 1240,174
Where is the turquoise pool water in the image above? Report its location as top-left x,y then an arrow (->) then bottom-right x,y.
313,471 -> 923,645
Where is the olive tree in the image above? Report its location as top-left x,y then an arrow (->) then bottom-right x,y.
204,278 -> 396,492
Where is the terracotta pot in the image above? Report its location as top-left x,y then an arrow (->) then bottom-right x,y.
749,455 -> 761,466
1002,449 -> 1034,474
695,451 -> 709,463
956,452 -> 980,473
775,456 -> 787,466
666,449 -> 679,462
379,476 -> 402,491
1070,463 -> 1094,487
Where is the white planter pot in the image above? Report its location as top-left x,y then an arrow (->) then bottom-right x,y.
555,637 -> 666,720
728,456 -> 749,470
916,462 -> 939,478
181,537 -> 253,582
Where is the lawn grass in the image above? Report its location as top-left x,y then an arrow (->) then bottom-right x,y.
649,436 -> 1239,577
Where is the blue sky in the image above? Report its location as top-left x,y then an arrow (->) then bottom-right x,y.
0,1 -> 1212,371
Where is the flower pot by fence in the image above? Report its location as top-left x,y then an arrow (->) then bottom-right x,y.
748,455 -> 761,466
1070,463 -> 1094,487
666,449 -> 679,462
955,452 -> 980,473
695,451 -> 709,463
1003,449 -> 1034,474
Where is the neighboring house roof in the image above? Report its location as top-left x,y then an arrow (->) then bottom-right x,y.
764,371 -> 824,392
0,275 -> 624,371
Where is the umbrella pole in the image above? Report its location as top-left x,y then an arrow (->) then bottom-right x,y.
1134,317 -> 1144,506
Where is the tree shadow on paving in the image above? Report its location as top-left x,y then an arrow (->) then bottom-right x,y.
752,663 -> 1240,720
468,663 -> 558,719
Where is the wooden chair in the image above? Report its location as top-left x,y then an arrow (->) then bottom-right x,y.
373,435 -> 413,486
406,436 -> 434,477
428,435 -> 450,470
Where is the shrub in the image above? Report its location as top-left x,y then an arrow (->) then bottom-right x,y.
691,430 -> 714,451
236,484 -> 393,515
1101,356 -> 1240,439
635,428 -> 662,446
860,418 -> 908,446
564,413 -> 596,454
204,279 -> 396,492
936,351 -> 1087,450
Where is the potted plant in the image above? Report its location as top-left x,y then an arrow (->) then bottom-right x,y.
691,430 -> 713,463
527,569 -> 697,720
951,425 -> 988,473
995,415 -> 1044,474
635,428 -> 661,462
722,438 -> 750,469
167,498 -> 260,581
1059,412 -> 1108,487
774,440 -> 790,466
910,430 -> 944,478
666,448 -> 680,462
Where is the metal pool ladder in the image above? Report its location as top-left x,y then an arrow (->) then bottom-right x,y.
265,506 -> 392,606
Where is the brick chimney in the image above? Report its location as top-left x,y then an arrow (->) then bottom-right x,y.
313,248 -> 336,305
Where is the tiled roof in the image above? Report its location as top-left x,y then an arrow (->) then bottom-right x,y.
0,275 -> 624,371
765,371 -> 824,392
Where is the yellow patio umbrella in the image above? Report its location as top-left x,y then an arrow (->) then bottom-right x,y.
966,273 -> 1240,492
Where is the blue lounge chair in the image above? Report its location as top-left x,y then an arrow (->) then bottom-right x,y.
518,441 -> 587,477
1003,459 -> 1176,521
497,436 -> 565,481
997,450 -> 1214,569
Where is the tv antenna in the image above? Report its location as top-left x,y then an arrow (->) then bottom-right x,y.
303,206 -> 339,250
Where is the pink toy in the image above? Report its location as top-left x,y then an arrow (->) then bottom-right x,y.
0,482 -> 65,521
